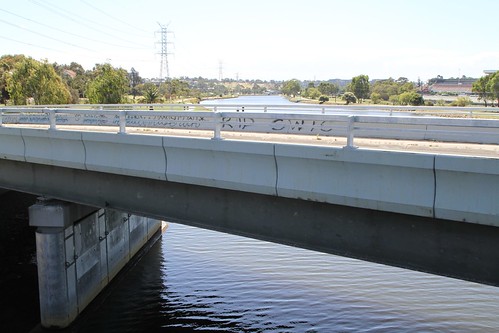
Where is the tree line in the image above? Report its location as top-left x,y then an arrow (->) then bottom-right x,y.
282,75 -> 426,106
2,54 -> 498,107
0,55 -> 275,105
471,72 -> 499,107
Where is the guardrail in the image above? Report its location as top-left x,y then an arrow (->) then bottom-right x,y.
6,102 -> 499,117
1,106 -> 498,146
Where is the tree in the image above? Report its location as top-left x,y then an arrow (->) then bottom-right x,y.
303,87 -> 321,99
129,67 -> 143,100
347,75 -> 370,102
370,92 -> 381,104
472,75 -> 492,107
1,54 -> 27,104
318,95 -> 329,104
317,82 -> 339,96
487,71 -> 499,106
142,83 -> 160,103
389,94 -> 399,105
86,63 -> 129,104
371,78 -> 398,101
281,79 -> 301,96
161,78 -> 190,100
6,57 -> 71,105
53,61 -> 89,103
342,92 -> 357,105
371,78 -> 416,102
398,91 -> 424,106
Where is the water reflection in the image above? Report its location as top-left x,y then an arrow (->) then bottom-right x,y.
68,223 -> 499,332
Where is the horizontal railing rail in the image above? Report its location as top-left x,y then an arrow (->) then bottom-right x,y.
1,105 -> 498,146
4,102 -> 499,116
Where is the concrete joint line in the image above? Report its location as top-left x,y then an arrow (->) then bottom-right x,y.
20,129 -> 27,162
432,155 -> 437,219
162,137 -> 169,181
81,133 -> 88,171
273,144 -> 279,197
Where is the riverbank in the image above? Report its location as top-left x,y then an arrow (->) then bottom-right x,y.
0,191 -> 39,333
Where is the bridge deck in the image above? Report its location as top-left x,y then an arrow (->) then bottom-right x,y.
5,124 -> 499,158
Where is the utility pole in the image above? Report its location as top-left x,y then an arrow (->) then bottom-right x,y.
156,22 -> 173,82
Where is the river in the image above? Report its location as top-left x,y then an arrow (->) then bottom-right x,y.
200,95 -> 415,116
4,96 -> 499,332
68,222 -> 499,332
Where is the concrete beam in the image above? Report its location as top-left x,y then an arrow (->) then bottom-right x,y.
274,144 -> 435,218
2,127 -> 496,225
6,160 -> 499,287
82,132 -> 167,180
164,136 -> 277,195
434,155 -> 499,225
29,198 -> 98,228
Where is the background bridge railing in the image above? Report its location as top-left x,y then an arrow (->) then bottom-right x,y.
1,105 -> 498,146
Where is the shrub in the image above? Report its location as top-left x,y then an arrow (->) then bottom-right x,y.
370,92 -> 381,104
451,96 -> 472,107
342,92 -> 357,105
319,95 -> 329,104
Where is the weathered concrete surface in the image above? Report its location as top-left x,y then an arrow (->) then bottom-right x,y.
29,200 -> 162,329
2,160 -> 498,287
1,126 -> 496,226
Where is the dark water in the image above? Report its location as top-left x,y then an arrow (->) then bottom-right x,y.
0,191 -> 39,333
69,223 -> 499,332
3,192 -> 499,332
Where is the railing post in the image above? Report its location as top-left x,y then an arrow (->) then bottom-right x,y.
212,112 -> 223,140
0,109 -> 3,127
48,108 -> 56,130
119,110 -> 126,134
264,106 -> 267,113
321,107 -> 325,114
345,115 -> 357,149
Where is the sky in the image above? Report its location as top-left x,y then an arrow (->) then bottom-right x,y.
1,0 -> 498,82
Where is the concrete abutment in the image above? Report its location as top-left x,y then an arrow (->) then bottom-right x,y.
29,198 -> 162,329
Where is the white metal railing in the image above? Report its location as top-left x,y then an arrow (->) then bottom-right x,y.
5,102 -> 499,117
1,105 -> 498,147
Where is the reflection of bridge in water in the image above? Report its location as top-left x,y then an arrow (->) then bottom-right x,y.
0,103 -> 498,328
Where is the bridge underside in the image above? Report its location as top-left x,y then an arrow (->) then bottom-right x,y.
1,158 -> 498,286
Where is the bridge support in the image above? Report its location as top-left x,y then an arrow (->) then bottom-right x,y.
29,198 -> 162,329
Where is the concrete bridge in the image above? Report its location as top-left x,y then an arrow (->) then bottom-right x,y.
0,104 -> 498,328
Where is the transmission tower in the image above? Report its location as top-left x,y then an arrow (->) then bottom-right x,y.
156,23 -> 173,82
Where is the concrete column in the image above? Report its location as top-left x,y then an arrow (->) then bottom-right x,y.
35,227 -> 76,328
29,198 -> 163,329
29,198 -> 97,329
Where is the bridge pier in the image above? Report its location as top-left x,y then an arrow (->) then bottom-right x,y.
29,198 -> 162,329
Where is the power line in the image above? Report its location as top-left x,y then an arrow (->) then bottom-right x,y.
80,0 -> 150,35
0,18 -> 96,52
156,23 -> 174,81
0,34 -> 64,53
0,8 -> 150,50
29,0 -> 151,49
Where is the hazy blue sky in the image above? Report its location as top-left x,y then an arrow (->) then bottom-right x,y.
1,0 -> 498,81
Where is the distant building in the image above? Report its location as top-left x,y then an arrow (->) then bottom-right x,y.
62,69 -> 77,79
484,70 -> 498,75
429,78 -> 475,95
